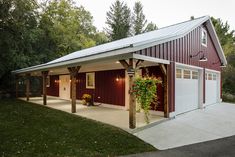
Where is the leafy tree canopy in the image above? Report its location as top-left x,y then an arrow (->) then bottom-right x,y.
211,17 -> 235,94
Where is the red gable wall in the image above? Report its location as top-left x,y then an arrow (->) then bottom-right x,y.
135,25 -> 222,71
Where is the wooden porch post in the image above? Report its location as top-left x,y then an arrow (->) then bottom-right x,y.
15,75 -> 19,98
119,59 -> 136,129
25,73 -> 30,101
42,71 -> 49,105
68,66 -> 81,113
160,64 -> 169,118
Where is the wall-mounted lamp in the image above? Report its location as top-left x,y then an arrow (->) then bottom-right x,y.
54,80 -> 60,83
127,67 -> 135,76
116,75 -> 120,82
190,51 -> 208,62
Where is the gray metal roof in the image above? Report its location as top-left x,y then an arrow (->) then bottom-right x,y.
49,16 -> 210,64
12,15 -> 227,74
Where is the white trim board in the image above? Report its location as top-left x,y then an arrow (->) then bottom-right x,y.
133,54 -> 170,64
205,68 -> 221,74
175,62 -> 203,70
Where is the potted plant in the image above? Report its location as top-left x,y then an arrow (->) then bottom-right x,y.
82,94 -> 92,106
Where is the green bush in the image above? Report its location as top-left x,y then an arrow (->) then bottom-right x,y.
222,92 -> 235,103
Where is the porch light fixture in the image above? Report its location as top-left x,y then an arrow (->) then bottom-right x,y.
127,67 -> 135,76
190,51 -> 208,62
116,76 -> 119,82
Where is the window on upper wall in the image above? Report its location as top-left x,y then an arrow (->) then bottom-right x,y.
201,28 -> 207,47
86,73 -> 95,89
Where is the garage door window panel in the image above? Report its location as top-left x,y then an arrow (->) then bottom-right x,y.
213,74 -> 217,80
208,73 -> 212,80
176,69 -> 182,78
192,71 -> 198,79
183,70 -> 191,79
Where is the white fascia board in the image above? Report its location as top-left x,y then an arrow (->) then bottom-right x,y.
12,47 -> 134,74
133,54 -> 170,64
206,19 -> 227,65
175,62 -> 203,70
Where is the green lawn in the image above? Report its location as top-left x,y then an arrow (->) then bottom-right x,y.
0,99 -> 156,157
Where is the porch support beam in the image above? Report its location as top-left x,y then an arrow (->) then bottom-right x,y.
160,64 -> 169,118
25,73 -> 30,101
119,59 -> 136,129
68,66 -> 81,113
42,71 -> 49,105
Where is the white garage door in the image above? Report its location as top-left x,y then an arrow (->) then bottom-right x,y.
205,72 -> 219,106
175,68 -> 199,115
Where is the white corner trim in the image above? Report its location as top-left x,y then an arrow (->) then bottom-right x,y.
133,54 -> 170,64
175,62 -> 203,70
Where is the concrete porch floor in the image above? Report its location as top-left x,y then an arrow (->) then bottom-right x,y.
19,96 -> 165,131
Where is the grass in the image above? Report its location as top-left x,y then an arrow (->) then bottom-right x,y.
0,99 -> 156,157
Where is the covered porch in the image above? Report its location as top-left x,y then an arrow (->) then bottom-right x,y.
19,96 -> 165,131
13,44 -> 174,129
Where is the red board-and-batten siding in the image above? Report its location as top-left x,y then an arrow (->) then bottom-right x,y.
76,69 -> 125,106
135,24 -> 222,112
47,75 -> 59,97
46,69 -> 125,106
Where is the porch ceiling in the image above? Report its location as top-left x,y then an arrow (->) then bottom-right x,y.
27,57 -> 161,76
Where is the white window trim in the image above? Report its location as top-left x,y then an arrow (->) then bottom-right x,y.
86,72 -> 95,89
201,27 -> 207,47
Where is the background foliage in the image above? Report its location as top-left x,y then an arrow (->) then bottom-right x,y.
211,17 -> 235,101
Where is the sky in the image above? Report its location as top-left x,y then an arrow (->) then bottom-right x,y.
76,0 -> 235,32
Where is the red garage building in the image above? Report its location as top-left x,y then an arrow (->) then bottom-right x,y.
13,16 -> 227,128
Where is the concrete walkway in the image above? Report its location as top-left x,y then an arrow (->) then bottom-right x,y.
20,97 -> 165,131
134,103 -> 235,150
121,135 -> 235,157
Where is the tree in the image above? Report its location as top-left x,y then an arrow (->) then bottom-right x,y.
132,1 -> 147,35
144,22 -> 158,32
38,0 -> 97,61
0,0 -> 40,90
211,17 -> 235,95
105,0 -> 131,41
0,0 -> 106,93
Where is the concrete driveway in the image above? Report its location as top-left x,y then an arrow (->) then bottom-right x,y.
134,102 -> 235,150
